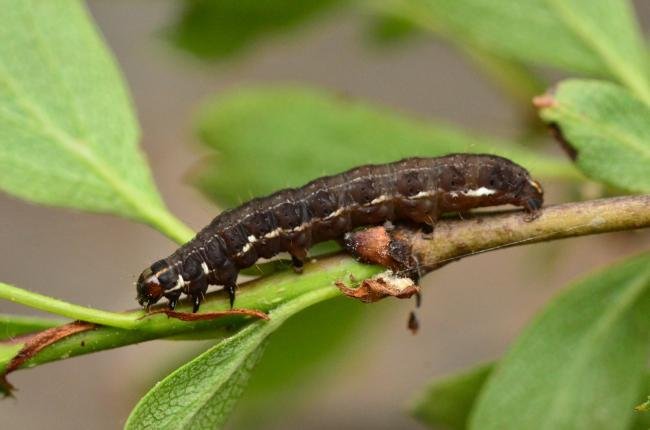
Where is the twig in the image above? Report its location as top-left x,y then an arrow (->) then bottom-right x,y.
2,195 -> 648,385
345,195 -> 650,276
0,257 -> 382,378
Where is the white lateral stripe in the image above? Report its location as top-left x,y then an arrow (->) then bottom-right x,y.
462,187 -> 496,197
412,191 -> 435,199
370,195 -> 389,205
292,222 -> 309,232
264,227 -> 283,239
324,207 -> 345,219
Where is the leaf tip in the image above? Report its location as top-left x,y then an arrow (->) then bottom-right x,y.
634,396 -> 650,412
532,94 -> 557,109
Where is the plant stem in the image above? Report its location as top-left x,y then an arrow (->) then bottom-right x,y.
347,195 -> 650,273
141,205 -> 195,245
0,257 -> 382,374
0,314 -> 64,340
2,195 -> 649,377
410,195 -> 650,268
0,283 -> 139,329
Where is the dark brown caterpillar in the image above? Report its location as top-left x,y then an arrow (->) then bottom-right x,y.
136,154 -> 543,311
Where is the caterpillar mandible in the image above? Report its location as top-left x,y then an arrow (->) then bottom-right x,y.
136,154 -> 544,312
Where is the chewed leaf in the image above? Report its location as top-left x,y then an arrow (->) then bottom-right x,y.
538,79 -> 650,193
194,86 -> 577,206
0,1 -> 190,240
470,253 -> 650,430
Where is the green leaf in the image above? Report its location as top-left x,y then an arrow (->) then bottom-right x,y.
409,363 -> 493,430
543,0 -> 650,103
231,297 -> 370,428
168,0 -> 347,60
0,314 -> 64,340
412,365 -> 650,430
470,253 -> 650,430
194,86 -> 578,205
632,375 -> 650,429
539,79 -> 650,194
382,0 -> 649,98
0,344 -> 22,396
129,341 -> 264,430
365,13 -> 422,47
372,2 -> 548,106
125,287 -> 341,429
410,365 -> 650,430
0,1 -> 192,243
0,345 -> 22,370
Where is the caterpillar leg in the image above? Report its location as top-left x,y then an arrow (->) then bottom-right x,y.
191,295 -> 203,313
289,247 -> 308,273
187,275 -> 209,313
411,211 -> 438,236
166,291 -> 181,311
225,283 -> 236,309
215,267 -> 239,309
524,197 -> 543,221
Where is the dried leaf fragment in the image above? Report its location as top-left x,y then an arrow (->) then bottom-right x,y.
335,270 -> 420,303
156,308 -> 269,322
1,321 -> 95,394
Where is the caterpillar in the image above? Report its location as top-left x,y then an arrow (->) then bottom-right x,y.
136,153 -> 544,312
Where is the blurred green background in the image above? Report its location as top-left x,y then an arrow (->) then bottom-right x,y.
1,1 -> 650,428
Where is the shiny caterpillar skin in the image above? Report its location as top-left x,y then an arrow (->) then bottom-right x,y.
136,154 -> 544,312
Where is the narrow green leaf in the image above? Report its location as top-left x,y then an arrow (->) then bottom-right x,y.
0,314 -> 64,340
409,363 -> 493,430
0,1 -> 192,242
168,0 -> 347,60
381,0 -> 648,89
125,287 -> 340,429
539,79 -> 650,194
470,253 -> 650,430
194,86 -> 578,205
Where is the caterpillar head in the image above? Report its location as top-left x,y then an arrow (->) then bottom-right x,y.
520,177 -> 544,213
136,260 -> 178,309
